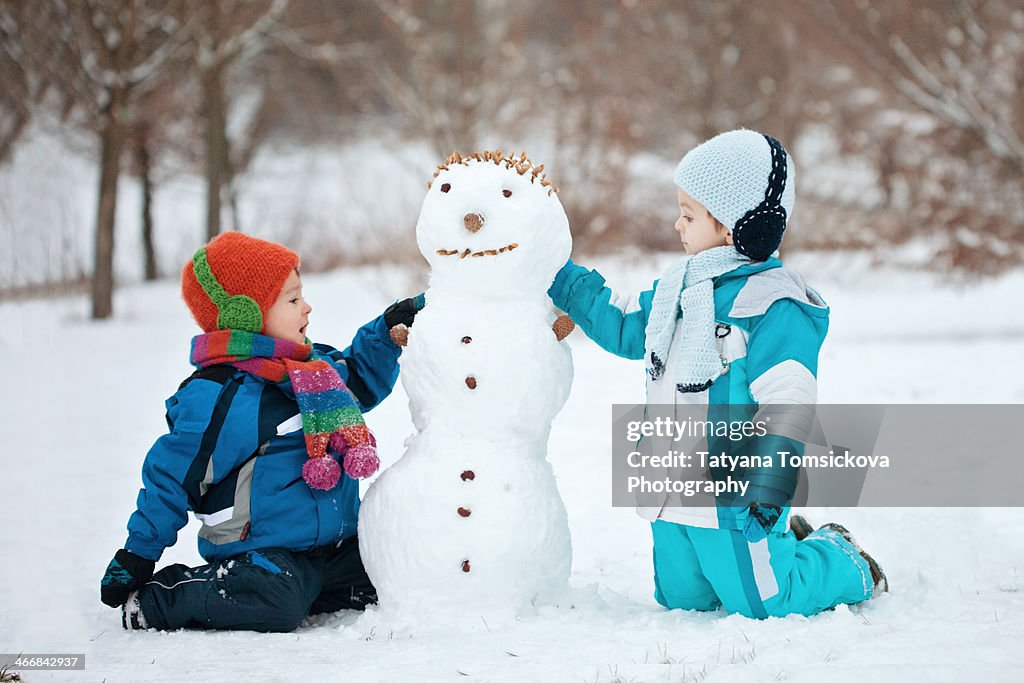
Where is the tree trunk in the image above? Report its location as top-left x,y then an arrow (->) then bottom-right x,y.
223,126 -> 238,231
138,127 -> 158,281
228,175 -> 241,232
203,60 -> 227,241
91,92 -> 125,320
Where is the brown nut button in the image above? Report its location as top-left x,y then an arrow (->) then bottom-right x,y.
462,560 -> 471,573
461,336 -> 472,344
389,324 -> 409,347
461,470 -> 475,481
457,507 -> 471,517
465,376 -> 477,389
552,315 -> 575,342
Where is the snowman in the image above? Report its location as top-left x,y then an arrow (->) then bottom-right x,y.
358,150 -> 576,614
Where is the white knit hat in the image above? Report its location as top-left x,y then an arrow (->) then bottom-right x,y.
673,129 -> 795,260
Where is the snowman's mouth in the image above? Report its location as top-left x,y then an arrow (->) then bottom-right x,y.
436,243 -> 519,259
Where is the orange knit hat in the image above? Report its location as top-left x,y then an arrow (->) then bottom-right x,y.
181,232 -> 300,333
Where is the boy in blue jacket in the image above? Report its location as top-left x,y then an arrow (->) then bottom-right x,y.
549,130 -> 886,618
100,231 -> 421,632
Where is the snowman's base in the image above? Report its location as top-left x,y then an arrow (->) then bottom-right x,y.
353,585 -> 575,635
358,430 -> 573,613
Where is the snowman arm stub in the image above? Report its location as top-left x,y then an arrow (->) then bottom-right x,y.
389,323 -> 409,347
384,295 -> 424,348
547,260 -> 654,360
552,315 -> 575,341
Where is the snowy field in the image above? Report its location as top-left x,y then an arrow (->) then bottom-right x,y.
2,253 -> 1023,682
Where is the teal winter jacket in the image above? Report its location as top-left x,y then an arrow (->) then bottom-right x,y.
548,258 -> 829,529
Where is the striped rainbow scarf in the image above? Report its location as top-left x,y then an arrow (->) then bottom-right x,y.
190,330 -> 379,490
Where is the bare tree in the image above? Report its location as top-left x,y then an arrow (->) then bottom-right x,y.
528,1 -> 818,251
124,78 -> 196,281
16,0 -> 192,318
365,0 -> 539,157
7,0 -> 1020,291
801,0 -> 1024,175
0,3 -> 31,161
184,0 -> 291,240
794,0 -> 1024,269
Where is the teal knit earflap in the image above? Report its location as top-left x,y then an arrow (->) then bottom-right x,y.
192,247 -> 264,332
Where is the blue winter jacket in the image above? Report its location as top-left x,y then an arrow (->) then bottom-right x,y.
125,314 -> 401,563
548,258 -> 829,529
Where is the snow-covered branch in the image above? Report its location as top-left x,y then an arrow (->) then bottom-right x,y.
204,0 -> 291,68
806,0 -> 1024,174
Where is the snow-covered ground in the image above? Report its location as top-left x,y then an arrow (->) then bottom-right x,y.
2,254 -> 1023,682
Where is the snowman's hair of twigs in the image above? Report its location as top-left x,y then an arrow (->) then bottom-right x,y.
427,150 -> 559,197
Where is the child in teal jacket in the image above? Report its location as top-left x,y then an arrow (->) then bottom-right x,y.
549,130 -> 886,618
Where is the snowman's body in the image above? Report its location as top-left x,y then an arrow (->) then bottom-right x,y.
359,153 -> 574,612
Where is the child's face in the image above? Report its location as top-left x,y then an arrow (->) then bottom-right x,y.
674,188 -> 733,255
263,269 -> 312,343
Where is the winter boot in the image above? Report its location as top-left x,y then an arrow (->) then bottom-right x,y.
121,591 -> 149,630
819,523 -> 889,595
789,514 -> 815,541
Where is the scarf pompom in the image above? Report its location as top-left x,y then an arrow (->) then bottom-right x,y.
303,455 -> 342,490
332,431 -> 379,479
343,445 -> 380,479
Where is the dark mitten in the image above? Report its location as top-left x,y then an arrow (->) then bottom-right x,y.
384,294 -> 425,330
742,503 -> 783,543
100,549 -> 155,607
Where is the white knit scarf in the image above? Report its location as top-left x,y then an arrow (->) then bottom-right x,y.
644,246 -> 751,393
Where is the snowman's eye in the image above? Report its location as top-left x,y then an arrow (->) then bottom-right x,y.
502,189 -> 512,198
441,183 -> 451,193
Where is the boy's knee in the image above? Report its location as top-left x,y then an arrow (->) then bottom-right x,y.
722,594 -> 801,620
255,598 -> 308,633
218,551 -> 319,631
721,600 -> 767,620
654,584 -> 720,612
216,572 -> 313,632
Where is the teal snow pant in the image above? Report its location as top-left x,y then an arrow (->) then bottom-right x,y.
651,520 -> 873,618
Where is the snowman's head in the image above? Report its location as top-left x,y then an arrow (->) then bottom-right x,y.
415,151 -> 571,294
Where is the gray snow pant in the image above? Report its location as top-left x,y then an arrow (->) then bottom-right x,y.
136,536 -> 376,632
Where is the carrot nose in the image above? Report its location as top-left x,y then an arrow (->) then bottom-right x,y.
464,213 -> 484,233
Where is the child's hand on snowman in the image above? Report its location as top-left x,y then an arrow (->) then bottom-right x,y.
385,294 -> 425,347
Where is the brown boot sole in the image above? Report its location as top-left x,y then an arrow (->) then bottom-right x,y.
819,522 -> 889,594
789,514 -> 815,541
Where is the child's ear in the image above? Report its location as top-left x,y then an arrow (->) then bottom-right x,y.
718,221 -> 734,245
712,215 -> 733,245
